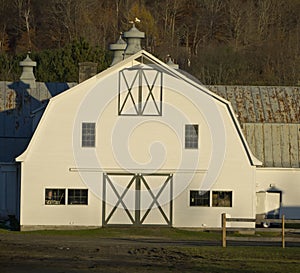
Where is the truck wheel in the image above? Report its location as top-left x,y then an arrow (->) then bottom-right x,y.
262,222 -> 270,228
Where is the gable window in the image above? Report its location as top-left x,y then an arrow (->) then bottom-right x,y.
185,124 -> 198,149
45,189 -> 65,205
190,190 -> 210,206
82,122 -> 95,147
212,191 -> 232,207
68,189 -> 88,205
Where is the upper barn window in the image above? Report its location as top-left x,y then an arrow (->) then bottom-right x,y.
82,122 -> 95,147
118,67 -> 163,116
185,124 -> 199,149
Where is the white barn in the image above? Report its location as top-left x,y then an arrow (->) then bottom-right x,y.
0,24 -> 294,230
16,35 -> 262,230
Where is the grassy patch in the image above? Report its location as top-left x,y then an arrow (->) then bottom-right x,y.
1,226 -> 299,272
286,223 -> 300,229
17,227 -> 220,240
0,222 -> 7,230
177,246 -> 300,273
230,230 -> 282,237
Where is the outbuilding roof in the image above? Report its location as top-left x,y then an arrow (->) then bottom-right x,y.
209,85 -> 300,124
208,85 -> 300,168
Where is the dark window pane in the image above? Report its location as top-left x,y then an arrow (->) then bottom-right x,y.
185,124 -> 198,149
212,191 -> 232,207
190,190 -> 210,206
68,189 -> 88,205
45,189 -> 65,205
82,122 -> 95,147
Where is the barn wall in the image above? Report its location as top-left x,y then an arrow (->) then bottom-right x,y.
173,104 -> 256,228
256,168 -> 300,219
19,78 -> 102,229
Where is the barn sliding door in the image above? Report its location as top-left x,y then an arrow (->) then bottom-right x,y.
102,173 -> 173,226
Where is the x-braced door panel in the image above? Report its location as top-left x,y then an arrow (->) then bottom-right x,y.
102,173 -> 173,226
118,68 -> 163,116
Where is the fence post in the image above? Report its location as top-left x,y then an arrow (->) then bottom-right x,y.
282,215 -> 285,248
222,213 -> 226,248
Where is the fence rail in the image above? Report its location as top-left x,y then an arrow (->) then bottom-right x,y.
221,213 -> 300,248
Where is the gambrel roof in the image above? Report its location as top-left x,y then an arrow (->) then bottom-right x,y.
209,86 -> 300,167
16,50 -> 261,167
1,51 -> 298,168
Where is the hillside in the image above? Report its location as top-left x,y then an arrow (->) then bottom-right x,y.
0,0 -> 299,85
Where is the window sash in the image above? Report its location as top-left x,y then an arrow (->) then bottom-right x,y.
185,124 -> 198,149
212,191 -> 232,207
45,189 -> 65,205
82,122 -> 95,147
190,190 -> 210,206
68,189 -> 88,205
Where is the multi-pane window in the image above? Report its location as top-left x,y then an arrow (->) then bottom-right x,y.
82,122 -> 95,147
45,189 -> 65,205
212,191 -> 232,207
68,189 -> 88,205
185,124 -> 198,149
190,191 -> 210,206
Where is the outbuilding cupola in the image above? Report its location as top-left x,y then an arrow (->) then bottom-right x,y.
123,22 -> 145,58
19,53 -> 36,88
166,56 -> 179,69
109,35 -> 127,66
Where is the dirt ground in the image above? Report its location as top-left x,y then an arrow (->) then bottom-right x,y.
1,230 -> 300,273
0,232 -> 209,273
